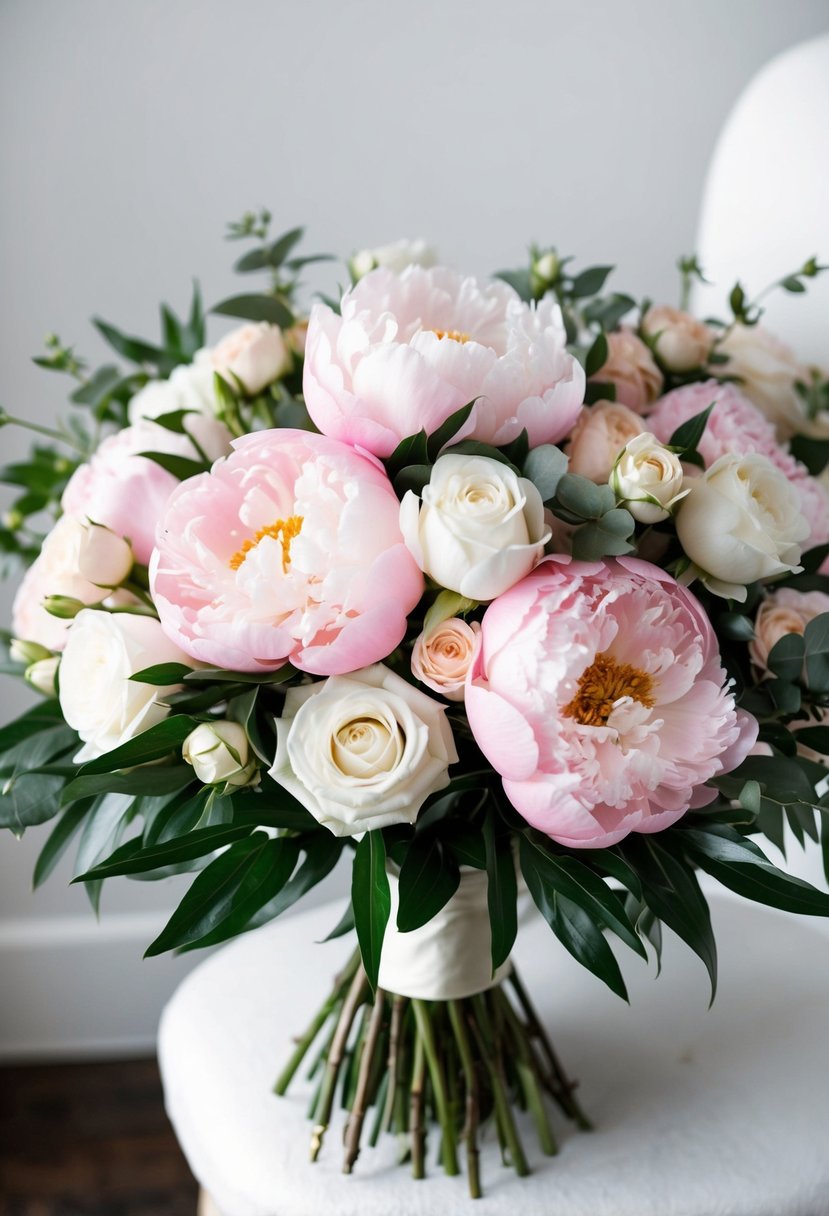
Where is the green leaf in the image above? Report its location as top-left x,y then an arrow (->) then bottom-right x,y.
484,813 -> 517,971
70,365 -> 127,409
0,725 -> 80,832
580,848 -> 643,900
183,664 -> 298,685
146,833 -> 300,955
781,276 -> 806,293
33,799 -> 95,888
352,831 -> 391,991
767,632 -> 805,683
74,823 -> 252,880
62,766 -> 194,805
427,401 -> 475,460
522,444 -> 568,501
793,725 -> 829,754
136,451 -> 207,481
571,513 -> 636,561
130,663 -> 193,686
384,429 -> 429,478
804,613 -> 829,691
320,900 -> 356,942
396,835 -> 459,933
245,834 -> 342,930
555,474 -> 615,520
93,319 -> 172,369
211,294 -> 294,327
494,269 -> 533,301
681,824 -> 829,916
716,612 -> 755,642
0,701 -> 65,754
584,332 -> 608,378
668,402 -> 715,455
74,792 -> 135,877
79,717 -> 199,775
621,836 -> 717,1001
570,266 -> 614,298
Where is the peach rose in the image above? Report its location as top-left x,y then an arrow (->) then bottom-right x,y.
590,329 -> 663,413
202,322 -> 291,395
411,618 -> 482,701
565,401 -> 645,483
749,587 -> 829,672
715,324 -> 814,440
641,306 -> 712,373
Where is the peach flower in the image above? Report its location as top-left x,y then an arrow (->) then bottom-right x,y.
411,618 -> 482,701
641,306 -> 712,373
749,587 -> 829,672
590,329 -> 662,413
565,401 -> 645,483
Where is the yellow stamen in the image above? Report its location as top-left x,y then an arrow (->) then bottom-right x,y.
430,328 -> 472,344
229,515 -> 303,573
563,652 -> 655,728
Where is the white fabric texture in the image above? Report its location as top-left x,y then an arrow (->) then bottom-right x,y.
378,867 -> 512,999
159,895 -> 829,1216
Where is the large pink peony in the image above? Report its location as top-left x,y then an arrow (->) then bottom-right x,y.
648,380 -> 829,548
62,416 -> 233,564
465,556 -> 757,848
150,429 -> 424,675
302,265 -> 585,458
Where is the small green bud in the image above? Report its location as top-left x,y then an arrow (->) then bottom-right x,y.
43,595 -> 87,619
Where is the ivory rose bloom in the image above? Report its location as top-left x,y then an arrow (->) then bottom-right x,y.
151,429 -> 423,675
411,618 -> 481,701
183,721 -> 259,788
128,361 -> 218,423
400,454 -> 551,600
565,402 -> 645,483
12,515 -> 128,652
465,556 -> 757,848
303,264 -> 585,458
641,306 -> 712,372
648,381 -> 829,548
62,416 -> 233,565
715,324 -> 815,440
749,588 -> 829,672
59,609 -> 191,762
610,433 -> 687,523
270,664 -> 458,837
201,322 -> 291,395
590,329 -> 663,413
350,238 -> 437,280
675,452 -> 809,600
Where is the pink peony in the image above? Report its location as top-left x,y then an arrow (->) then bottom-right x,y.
62,416 -> 233,565
648,380 -> 829,548
465,556 -> 757,848
150,429 -> 424,675
302,264 -> 585,458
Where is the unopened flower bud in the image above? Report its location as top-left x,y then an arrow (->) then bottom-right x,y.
10,638 -> 51,665
25,656 -> 59,697
43,595 -> 88,619
182,721 -> 259,788
77,522 -> 134,588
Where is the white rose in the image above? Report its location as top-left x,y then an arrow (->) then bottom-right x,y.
270,664 -> 457,838
183,720 -> 259,788
350,238 -> 437,280
675,452 -> 809,601
201,322 -> 291,396
400,454 -> 551,600
25,656 -> 59,697
610,432 -> 688,524
59,609 -> 191,762
715,324 -> 815,440
76,521 -> 133,587
641,305 -> 713,373
128,361 -> 218,423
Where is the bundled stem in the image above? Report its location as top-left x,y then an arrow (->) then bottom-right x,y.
276,960 -> 590,1198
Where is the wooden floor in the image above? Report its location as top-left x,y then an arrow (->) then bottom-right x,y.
0,1058 -> 198,1216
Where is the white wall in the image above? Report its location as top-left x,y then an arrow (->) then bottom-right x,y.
1,0 -> 827,1057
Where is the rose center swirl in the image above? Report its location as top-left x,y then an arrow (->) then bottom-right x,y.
563,652 -> 655,727
229,515 -> 303,573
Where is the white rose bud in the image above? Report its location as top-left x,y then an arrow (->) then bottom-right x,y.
610,432 -> 688,524
270,664 -> 457,837
77,521 -> 133,587
400,454 -> 551,601
641,305 -> 713,373
25,656 -> 59,697
58,609 -> 192,762
183,721 -> 258,788
128,361 -> 218,424
204,322 -> 291,396
349,238 -> 437,281
675,452 -> 809,601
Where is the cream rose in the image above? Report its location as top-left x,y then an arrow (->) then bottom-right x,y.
400,454 -> 550,601
749,588 -> 829,672
715,324 -> 815,440
610,432 -> 688,524
349,238 -> 437,281
183,721 -> 259,788
270,664 -> 457,837
675,452 -> 809,601
128,361 -> 218,423
59,609 -> 192,762
590,329 -> 663,413
641,305 -> 713,373
411,618 -> 481,701
201,322 -> 291,395
566,402 -> 645,483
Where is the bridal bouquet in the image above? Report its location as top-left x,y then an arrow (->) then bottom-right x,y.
3,215 -> 829,1197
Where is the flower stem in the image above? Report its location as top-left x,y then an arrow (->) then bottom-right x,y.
412,1000 -> 459,1177
470,994 -> 530,1177
410,1030 -> 427,1180
494,988 -> 558,1156
273,950 -> 360,1095
449,1000 -> 482,1199
343,989 -> 386,1174
508,968 -> 592,1130
309,964 -> 367,1162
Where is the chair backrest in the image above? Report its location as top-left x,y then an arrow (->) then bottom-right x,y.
693,33 -> 829,365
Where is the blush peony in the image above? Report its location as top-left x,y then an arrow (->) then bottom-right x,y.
150,429 -> 424,675
302,264 -> 584,458
465,556 -> 757,848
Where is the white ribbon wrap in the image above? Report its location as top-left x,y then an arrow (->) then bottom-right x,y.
378,867 -> 512,1000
